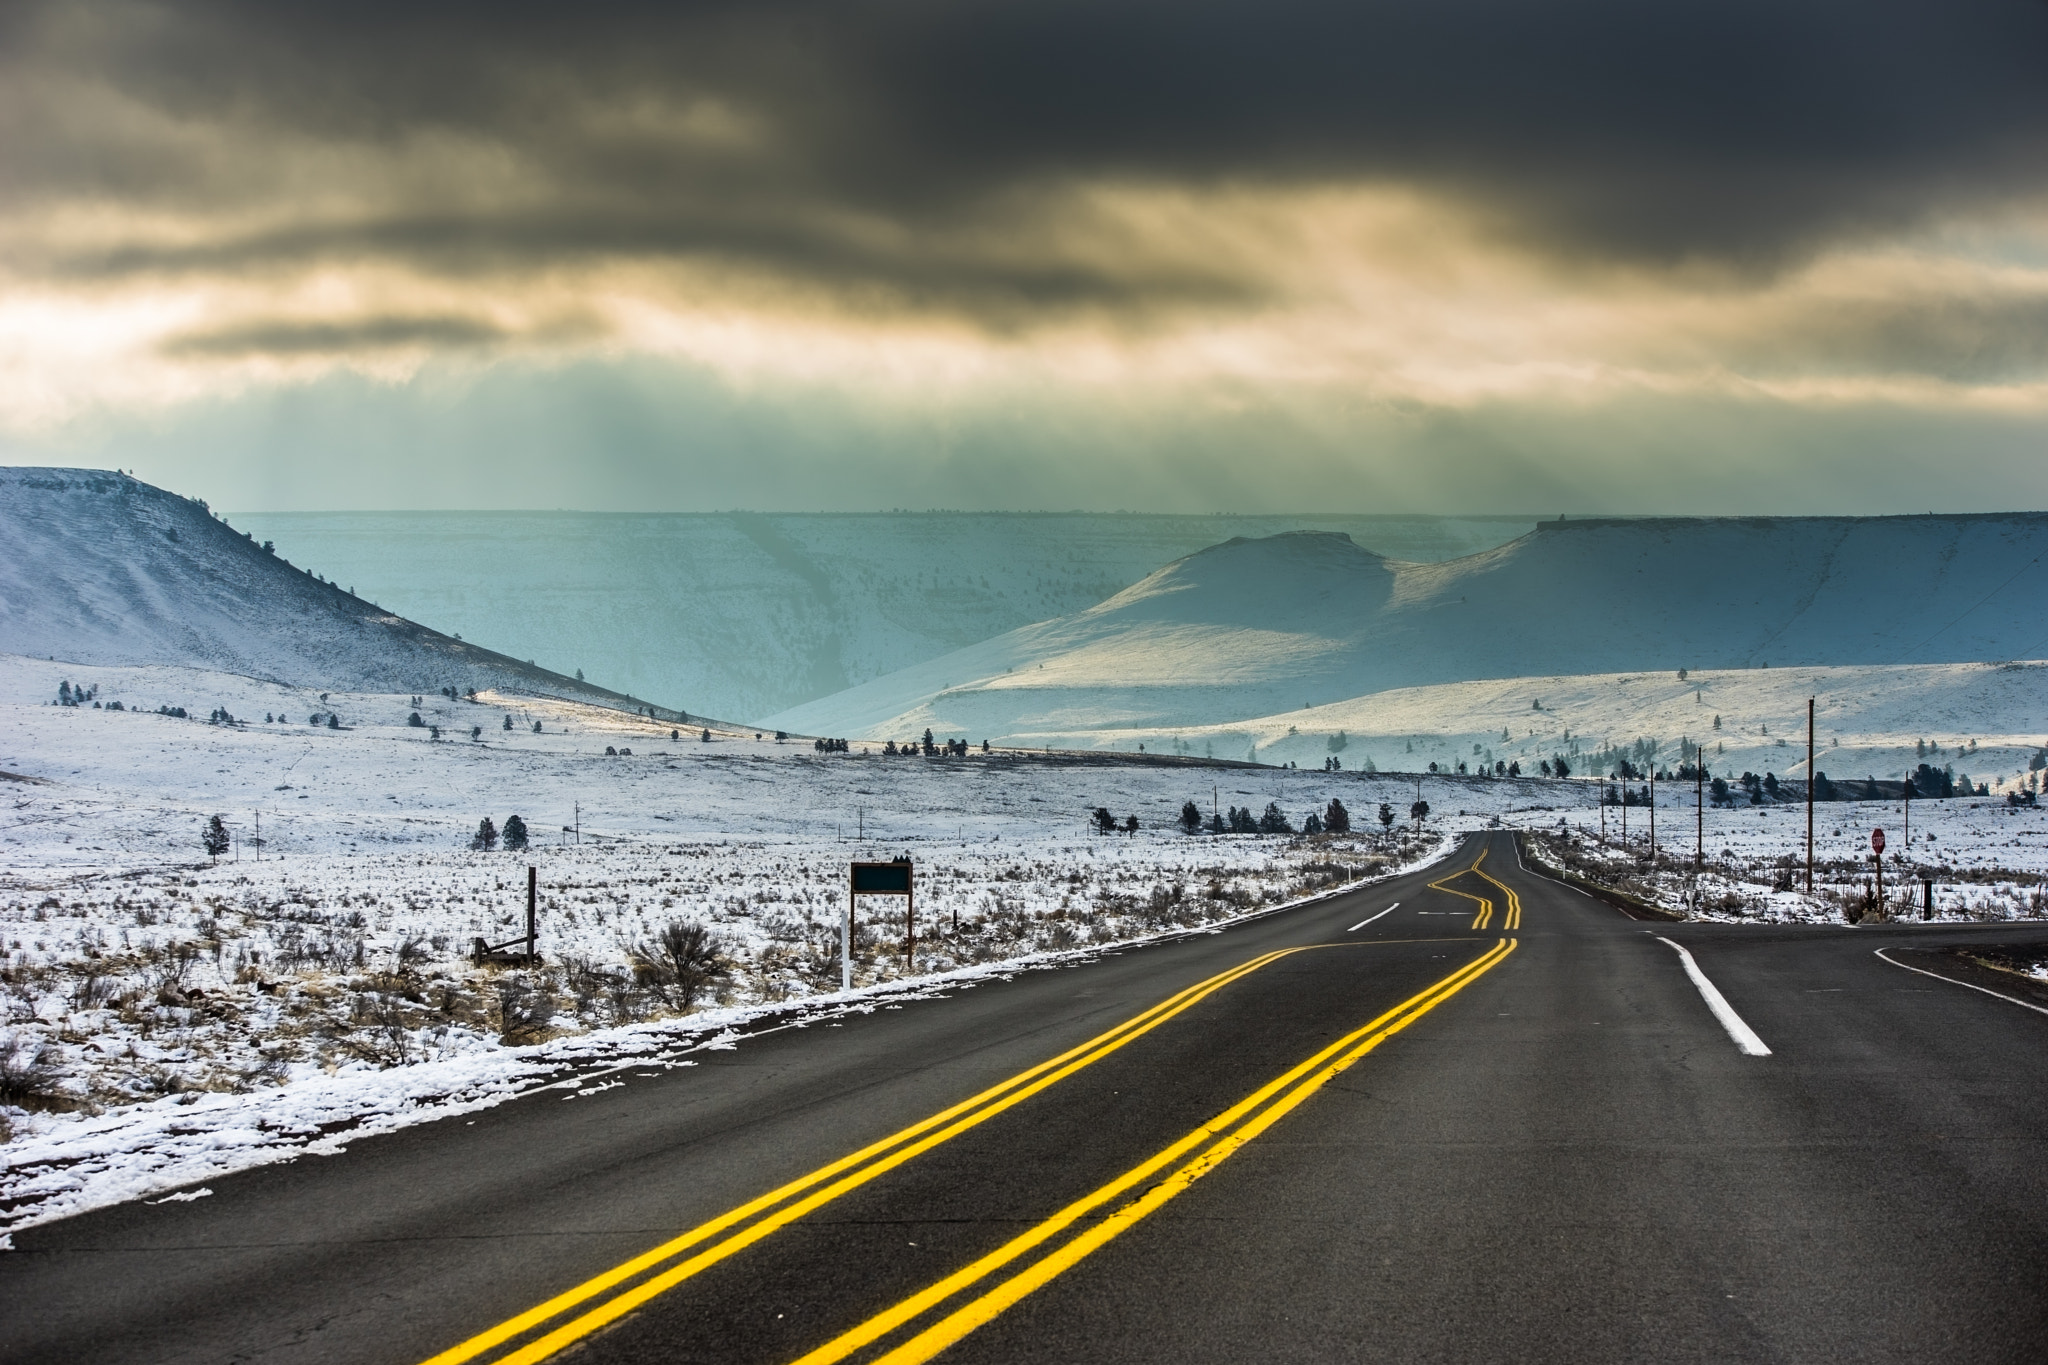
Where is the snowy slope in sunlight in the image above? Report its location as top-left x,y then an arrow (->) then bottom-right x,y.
1055,660 -> 2048,794
766,518 -> 2048,742
0,469 -> 691,717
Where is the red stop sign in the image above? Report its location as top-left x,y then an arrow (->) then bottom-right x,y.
1871,827 -> 1887,854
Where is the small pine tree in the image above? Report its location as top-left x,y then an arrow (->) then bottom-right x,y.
1325,798 -> 1351,833
1092,806 -> 1117,834
533,720 -> 543,733
1410,800 -> 1430,825
503,714 -> 513,730
202,814 -> 230,863
1302,811 -> 1324,834
1122,814 -> 1139,836
1206,811 -> 1226,834
1378,802 -> 1394,831
472,817 -> 499,851
1179,800 -> 1203,833
1258,801 -> 1292,834
408,711 -> 425,727
327,714 -> 340,729
502,814 -> 529,851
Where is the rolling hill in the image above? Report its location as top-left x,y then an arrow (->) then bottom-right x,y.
230,509 -> 1536,721
764,517 -> 2048,743
0,468 -> 694,717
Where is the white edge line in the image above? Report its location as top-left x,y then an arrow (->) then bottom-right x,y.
1873,948 -> 2048,1017
1655,936 -> 1772,1056
1348,903 -> 1399,932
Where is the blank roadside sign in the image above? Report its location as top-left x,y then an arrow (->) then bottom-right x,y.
851,862 -> 912,894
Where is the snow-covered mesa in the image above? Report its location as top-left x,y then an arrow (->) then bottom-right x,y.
231,509 -> 1538,724
766,519 -> 2048,743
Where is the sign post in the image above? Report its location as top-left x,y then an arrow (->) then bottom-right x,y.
1805,697 -> 1815,893
1871,828 -> 1886,918
848,859 -> 915,989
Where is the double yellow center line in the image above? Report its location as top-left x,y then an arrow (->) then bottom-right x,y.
791,936 -> 1518,1365
425,862 -> 1524,1365
1428,846 -> 1522,930
425,946 -> 1315,1365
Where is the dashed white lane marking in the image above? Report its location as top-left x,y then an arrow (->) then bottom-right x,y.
1348,903 -> 1399,932
1874,948 -> 2048,1017
1656,937 -> 1772,1056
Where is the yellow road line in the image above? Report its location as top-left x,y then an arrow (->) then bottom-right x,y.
423,944 -> 1329,1365
1473,861 -> 1522,930
1428,845 -> 1494,930
795,938 -> 1518,1365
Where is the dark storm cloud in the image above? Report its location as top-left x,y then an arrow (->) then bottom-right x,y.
159,314 -> 512,357
9,0 -> 2048,298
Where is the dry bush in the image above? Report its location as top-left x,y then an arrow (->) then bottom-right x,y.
631,921 -> 728,1009
0,1034 -> 64,1110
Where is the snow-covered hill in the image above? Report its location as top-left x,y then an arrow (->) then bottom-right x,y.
231,509 -> 1536,722
0,469 -> 690,716
765,518 -> 2048,742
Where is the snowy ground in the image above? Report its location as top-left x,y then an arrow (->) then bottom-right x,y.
1,653 -> 1450,1229
5,651 -> 2045,1232
1524,788 -> 2048,926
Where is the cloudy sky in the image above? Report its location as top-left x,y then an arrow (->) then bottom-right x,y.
5,0 -> 2048,512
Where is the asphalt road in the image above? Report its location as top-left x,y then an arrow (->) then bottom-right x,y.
6,830 -> 2048,1364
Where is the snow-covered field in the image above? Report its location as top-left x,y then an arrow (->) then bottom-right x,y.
5,649 -> 2045,1232
0,653 -> 1448,1229
1525,793 -> 2048,924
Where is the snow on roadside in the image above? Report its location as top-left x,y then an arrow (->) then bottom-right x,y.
0,836 -> 1452,1234
3,653 -> 1464,1229
1523,790 -> 2048,923
7,650 -> 2045,1229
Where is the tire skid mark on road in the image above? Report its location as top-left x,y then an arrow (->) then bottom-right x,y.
789,937 -> 1518,1365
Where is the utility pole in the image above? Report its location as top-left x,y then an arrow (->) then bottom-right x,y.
1806,696 -> 1815,893
1695,744 -> 1704,871
1649,764 -> 1656,862
574,801 -> 581,846
254,811 -> 260,862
